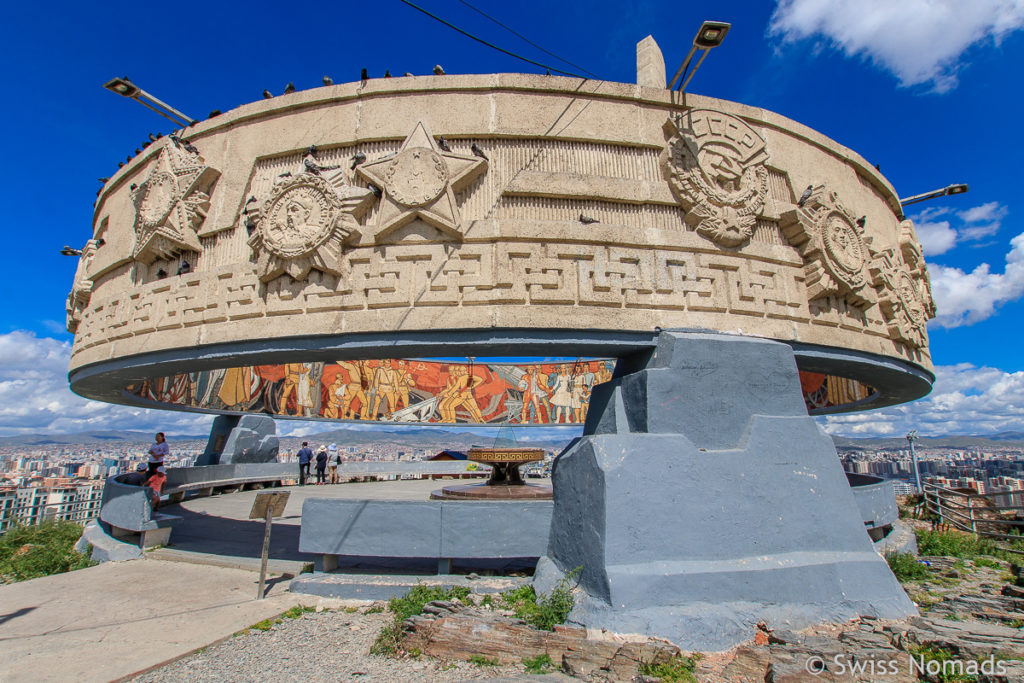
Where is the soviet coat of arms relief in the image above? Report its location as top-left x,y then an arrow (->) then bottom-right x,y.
663,109 -> 771,248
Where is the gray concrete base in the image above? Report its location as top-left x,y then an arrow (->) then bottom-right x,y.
290,572 -> 527,601
875,519 -> 919,556
75,520 -> 144,563
535,331 -> 916,651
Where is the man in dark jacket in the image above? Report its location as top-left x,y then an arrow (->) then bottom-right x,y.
297,442 -> 313,486
315,446 -> 328,484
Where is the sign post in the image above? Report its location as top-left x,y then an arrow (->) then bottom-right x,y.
249,491 -> 290,599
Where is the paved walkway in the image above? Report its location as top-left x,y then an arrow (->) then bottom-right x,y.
0,559 -> 298,683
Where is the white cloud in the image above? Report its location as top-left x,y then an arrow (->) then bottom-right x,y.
821,362 -> 1024,437
957,201 -> 1008,241
0,331 -> 212,438
915,220 -> 957,255
769,0 -> 1024,92
928,231 -> 1024,327
911,201 -> 1009,255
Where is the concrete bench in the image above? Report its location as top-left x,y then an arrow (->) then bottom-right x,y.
298,498 -> 553,574
108,512 -> 183,548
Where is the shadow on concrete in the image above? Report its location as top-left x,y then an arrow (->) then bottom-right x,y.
0,607 -> 36,627
160,505 -> 313,563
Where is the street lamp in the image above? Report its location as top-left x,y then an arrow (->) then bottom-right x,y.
906,430 -> 922,494
103,77 -> 196,128
668,20 -> 731,92
899,183 -> 969,208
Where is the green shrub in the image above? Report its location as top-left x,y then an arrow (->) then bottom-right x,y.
886,551 -> 930,582
282,605 -> 316,619
468,654 -> 499,667
916,529 -> 1021,562
370,583 -> 472,657
497,570 -> 577,631
522,653 -> 553,674
387,583 -> 470,621
0,521 -> 94,583
639,654 -> 701,683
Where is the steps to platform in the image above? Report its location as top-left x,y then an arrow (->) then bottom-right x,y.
290,571 -> 528,601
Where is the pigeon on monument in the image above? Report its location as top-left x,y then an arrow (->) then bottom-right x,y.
118,161 -> 125,168
433,64 -> 445,75
208,110 -> 221,118
437,136 -> 452,152
134,148 -> 141,155
856,216 -> 866,228
263,89 -> 273,99
368,183 -> 383,199
284,82 -> 295,94
350,153 -> 367,170
182,139 -> 199,154
404,72 -> 414,77
148,133 -> 158,142
323,75 -> 333,86
797,185 -> 813,207
471,143 -> 488,160
98,177 -> 109,183
579,213 -> 599,224
361,68 -> 368,81
130,183 -> 137,191
384,70 -> 392,78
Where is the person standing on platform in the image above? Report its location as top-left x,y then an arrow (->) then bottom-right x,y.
147,432 -> 169,476
328,443 -> 341,484
315,445 -> 328,484
297,441 -> 313,486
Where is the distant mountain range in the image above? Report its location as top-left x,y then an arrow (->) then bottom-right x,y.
4,428 -> 1023,453
0,425 -> 576,452
831,431 -> 1024,450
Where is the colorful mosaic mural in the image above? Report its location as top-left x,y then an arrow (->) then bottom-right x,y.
125,360 -> 875,424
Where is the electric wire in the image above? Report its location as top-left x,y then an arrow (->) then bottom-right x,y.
398,0 -> 587,78
454,0 -> 600,79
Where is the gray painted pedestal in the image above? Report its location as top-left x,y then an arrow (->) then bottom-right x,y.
535,331 -> 915,651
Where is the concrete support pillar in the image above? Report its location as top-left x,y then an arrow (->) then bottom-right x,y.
534,331 -> 915,651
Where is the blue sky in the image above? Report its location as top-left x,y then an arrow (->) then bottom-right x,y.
1,0 -> 1023,439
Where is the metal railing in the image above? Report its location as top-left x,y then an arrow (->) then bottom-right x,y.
922,483 -> 1024,551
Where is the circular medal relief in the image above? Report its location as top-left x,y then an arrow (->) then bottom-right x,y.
897,271 -> 925,324
138,172 -> 178,227
385,147 -> 449,207
263,186 -> 332,258
823,213 -> 865,275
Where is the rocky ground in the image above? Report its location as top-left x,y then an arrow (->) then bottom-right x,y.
134,553 -> 1024,683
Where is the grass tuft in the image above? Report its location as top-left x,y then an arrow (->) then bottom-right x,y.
639,653 -> 701,683
886,551 -> 931,582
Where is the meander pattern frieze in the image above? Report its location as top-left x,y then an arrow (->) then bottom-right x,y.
73,239 -> 907,357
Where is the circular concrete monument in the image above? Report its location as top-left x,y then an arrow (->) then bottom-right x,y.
68,36 -> 932,649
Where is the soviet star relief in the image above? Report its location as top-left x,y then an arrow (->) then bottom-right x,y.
130,140 -> 220,264
247,150 -> 374,283
356,121 -> 487,243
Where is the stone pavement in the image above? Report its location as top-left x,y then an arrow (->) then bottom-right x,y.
0,558 -> 298,683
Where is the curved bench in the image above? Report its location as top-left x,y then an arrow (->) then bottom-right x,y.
99,475 -> 182,548
299,498 -> 553,574
846,473 -> 899,541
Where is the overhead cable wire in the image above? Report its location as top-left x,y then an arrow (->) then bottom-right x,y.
454,0 -> 600,79
398,0 -> 587,78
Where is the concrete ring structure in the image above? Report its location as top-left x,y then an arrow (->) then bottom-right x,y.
67,69 -> 935,422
